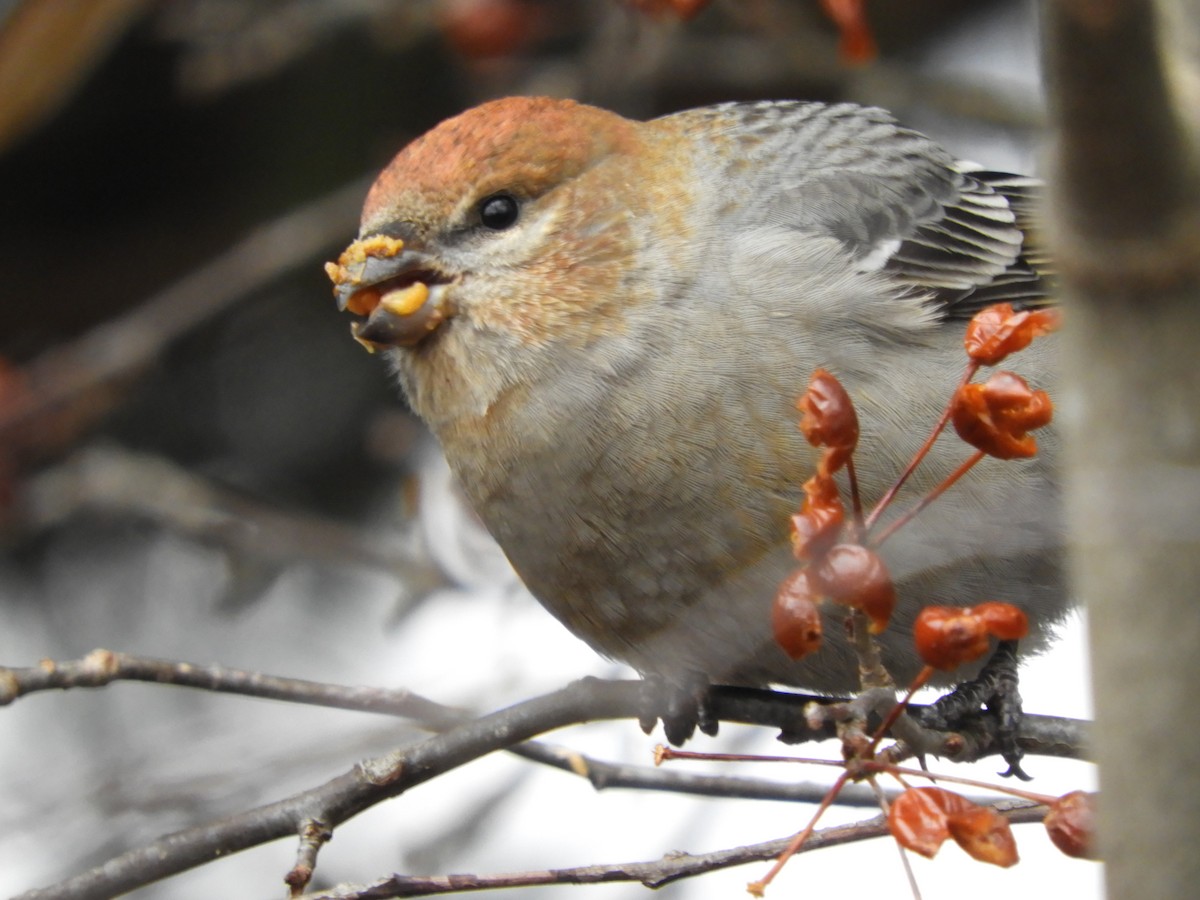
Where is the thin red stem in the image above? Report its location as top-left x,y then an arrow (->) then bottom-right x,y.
881,763 -> 1059,806
657,747 -> 808,766
863,361 -> 979,531
845,456 -> 865,541
869,450 -> 985,549
665,744 -> 1061,808
748,769 -> 852,896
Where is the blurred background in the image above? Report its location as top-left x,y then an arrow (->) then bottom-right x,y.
0,1 -> 1096,897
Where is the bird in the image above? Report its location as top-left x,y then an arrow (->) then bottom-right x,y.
326,96 -> 1064,716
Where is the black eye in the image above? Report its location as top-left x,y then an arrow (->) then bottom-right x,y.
478,193 -> 520,230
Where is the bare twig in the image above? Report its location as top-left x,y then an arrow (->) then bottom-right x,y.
0,650 -> 1090,763
291,801 -> 1049,900
0,649 -> 1091,765
286,819 -> 334,897
0,646 -> 866,807
11,678 -> 641,900
0,648 -> 461,725
510,739 -> 883,807
2,652 -> 1090,898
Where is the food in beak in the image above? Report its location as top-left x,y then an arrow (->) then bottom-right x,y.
325,237 -> 450,351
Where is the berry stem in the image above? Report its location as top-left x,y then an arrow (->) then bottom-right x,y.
864,361 -> 979,531
747,769 -> 852,896
846,456 -> 865,541
882,763 -> 1059,806
870,450 -> 986,549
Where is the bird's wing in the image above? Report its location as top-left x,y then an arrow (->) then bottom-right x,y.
686,101 -> 1053,318
886,167 -> 1052,317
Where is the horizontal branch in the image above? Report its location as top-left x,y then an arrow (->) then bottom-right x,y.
0,648 -> 462,725
12,678 -> 642,900
3,651 -> 1091,898
293,801 -> 1050,900
0,649 -> 1091,762
509,739 -> 885,808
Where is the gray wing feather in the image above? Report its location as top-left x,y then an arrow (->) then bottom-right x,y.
677,101 -> 1052,318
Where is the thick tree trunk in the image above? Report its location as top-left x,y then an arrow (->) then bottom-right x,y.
1044,1 -> 1200,896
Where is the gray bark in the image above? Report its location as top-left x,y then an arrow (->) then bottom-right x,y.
1044,1 -> 1200,895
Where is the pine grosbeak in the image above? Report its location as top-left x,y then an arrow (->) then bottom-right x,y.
327,97 -> 1063,695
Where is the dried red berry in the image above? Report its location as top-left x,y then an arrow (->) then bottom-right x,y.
890,788 -> 1018,867
972,601 -> 1029,641
439,0 -> 540,60
1044,791 -> 1098,860
811,543 -> 895,634
964,303 -> 1061,366
798,368 -> 859,475
772,568 -> 824,659
914,602 -> 1029,670
914,606 -> 991,670
888,787 -> 963,858
951,371 -> 1053,459
947,805 -> 1019,867
790,474 -> 845,561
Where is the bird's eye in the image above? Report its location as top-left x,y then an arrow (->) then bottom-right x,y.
478,193 -> 520,230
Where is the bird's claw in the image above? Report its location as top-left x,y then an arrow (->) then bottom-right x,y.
919,639 -> 1031,780
638,673 -> 718,745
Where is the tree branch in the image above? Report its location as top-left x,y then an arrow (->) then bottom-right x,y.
2,653 -> 1091,898
1045,1 -> 1200,897
16,443 -> 436,584
11,678 -> 640,900
290,801 -> 1050,900
0,175 -> 370,444
285,819 -> 334,897
0,648 -> 461,726
0,649 -> 1091,763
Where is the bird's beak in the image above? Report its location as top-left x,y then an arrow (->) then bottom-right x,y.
324,235 -> 454,352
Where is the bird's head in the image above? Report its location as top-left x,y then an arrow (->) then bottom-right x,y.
326,97 -> 663,356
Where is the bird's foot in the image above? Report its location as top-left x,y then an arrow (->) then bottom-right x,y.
918,640 -> 1031,780
637,673 -> 718,745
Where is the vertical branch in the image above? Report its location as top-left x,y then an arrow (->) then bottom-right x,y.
285,819 -> 333,896
1044,2 -> 1200,898
1048,0 -> 1196,236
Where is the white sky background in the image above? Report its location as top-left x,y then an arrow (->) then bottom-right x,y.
0,2 -> 1102,898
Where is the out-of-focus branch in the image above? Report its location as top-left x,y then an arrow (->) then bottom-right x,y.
578,2 -> 1044,130
156,0 -> 428,97
0,0 -> 148,151
1044,1 -> 1200,898
0,175 -> 371,445
1047,0 -> 1195,239
13,443 -> 437,582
